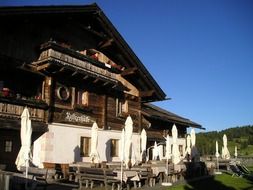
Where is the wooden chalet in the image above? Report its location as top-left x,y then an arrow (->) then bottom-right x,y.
0,4 -> 202,171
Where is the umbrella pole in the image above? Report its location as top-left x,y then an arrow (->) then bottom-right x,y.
25,159 -> 28,178
25,158 -> 28,190
120,161 -> 123,190
166,158 -> 168,181
216,157 -> 219,172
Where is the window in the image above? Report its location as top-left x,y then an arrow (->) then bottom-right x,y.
116,98 -> 128,116
5,140 -> 12,152
77,91 -> 89,106
111,139 -> 119,157
80,137 -> 91,157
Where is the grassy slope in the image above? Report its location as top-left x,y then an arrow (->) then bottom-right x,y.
168,173 -> 253,190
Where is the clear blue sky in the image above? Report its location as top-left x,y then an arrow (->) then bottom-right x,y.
1,0 -> 253,132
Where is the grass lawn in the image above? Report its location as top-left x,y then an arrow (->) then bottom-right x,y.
168,172 -> 253,190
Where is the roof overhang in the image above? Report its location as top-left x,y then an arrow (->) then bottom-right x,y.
142,103 -> 204,129
0,3 -> 167,102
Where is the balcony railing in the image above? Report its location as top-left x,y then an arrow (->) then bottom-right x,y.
36,42 -> 119,82
0,96 -> 48,122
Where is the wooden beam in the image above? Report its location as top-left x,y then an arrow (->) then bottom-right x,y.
93,78 -> 100,83
59,67 -> 65,72
98,38 -> 114,49
121,67 -> 138,76
52,66 -> 66,74
102,81 -> 110,86
71,71 -> 78,76
83,75 -> 89,80
140,90 -> 155,97
112,84 -> 117,89
36,63 -> 50,71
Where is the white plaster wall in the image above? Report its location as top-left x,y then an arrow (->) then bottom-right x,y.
33,123 -> 141,165
33,122 -> 188,166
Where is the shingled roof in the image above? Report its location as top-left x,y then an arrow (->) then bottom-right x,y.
142,103 -> 204,129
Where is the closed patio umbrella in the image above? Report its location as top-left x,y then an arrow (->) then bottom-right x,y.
140,128 -> 147,162
172,124 -> 181,165
215,141 -> 221,174
215,141 -> 220,158
90,122 -> 99,163
165,134 -> 171,160
153,141 -> 159,160
222,134 -> 230,160
165,134 -> 171,176
120,128 -> 125,186
15,107 -> 32,178
190,128 -> 198,160
234,146 -> 237,159
185,135 -> 191,157
124,116 -> 133,169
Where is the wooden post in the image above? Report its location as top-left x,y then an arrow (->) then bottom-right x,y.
102,95 -> 108,130
44,77 -> 54,123
138,97 -> 142,134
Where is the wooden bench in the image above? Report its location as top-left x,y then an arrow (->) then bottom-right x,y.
77,167 -> 120,190
129,166 -> 153,188
20,166 -> 56,189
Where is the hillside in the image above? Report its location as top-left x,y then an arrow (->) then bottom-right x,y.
196,125 -> 253,156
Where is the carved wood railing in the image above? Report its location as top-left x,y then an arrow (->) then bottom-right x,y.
0,97 -> 48,121
36,42 -> 118,82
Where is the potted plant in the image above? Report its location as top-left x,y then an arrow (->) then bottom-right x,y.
2,88 -> 10,97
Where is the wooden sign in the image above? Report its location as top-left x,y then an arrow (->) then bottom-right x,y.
55,110 -> 96,125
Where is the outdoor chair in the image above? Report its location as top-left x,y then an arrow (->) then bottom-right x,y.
236,164 -> 251,174
229,164 -> 243,177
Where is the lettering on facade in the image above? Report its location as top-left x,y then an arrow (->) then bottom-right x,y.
64,111 -> 95,124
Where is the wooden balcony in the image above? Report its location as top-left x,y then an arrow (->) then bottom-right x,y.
0,96 -> 48,122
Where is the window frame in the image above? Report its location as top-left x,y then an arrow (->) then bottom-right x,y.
110,139 -> 119,157
4,140 -> 12,153
77,90 -> 89,106
116,98 -> 128,117
80,136 -> 91,157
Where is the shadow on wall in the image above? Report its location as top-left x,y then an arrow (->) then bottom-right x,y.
73,145 -> 82,162
105,140 -> 112,162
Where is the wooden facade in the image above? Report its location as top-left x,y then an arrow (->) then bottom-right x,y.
0,4 -> 202,171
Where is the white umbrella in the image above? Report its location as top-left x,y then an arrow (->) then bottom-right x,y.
215,141 -> 221,174
165,134 -> 172,160
234,146 -> 238,158
185,135 -> 191,157
172,124 -> 181,165
190,129 -> 196,146
152,141 -> 159,160
89,122 -> 99,163
158,145 -> 163,161
140,128 -> 147,162
190,129 -> 198,159
15,107 -> 32,178
124,116 -> 133,169
221,147 -> 225,159
130,144 -> 137,166
222,134 -> 230,160
215,141 -> 220,158
120,128 -> 125,186
165,134 -> 171,175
